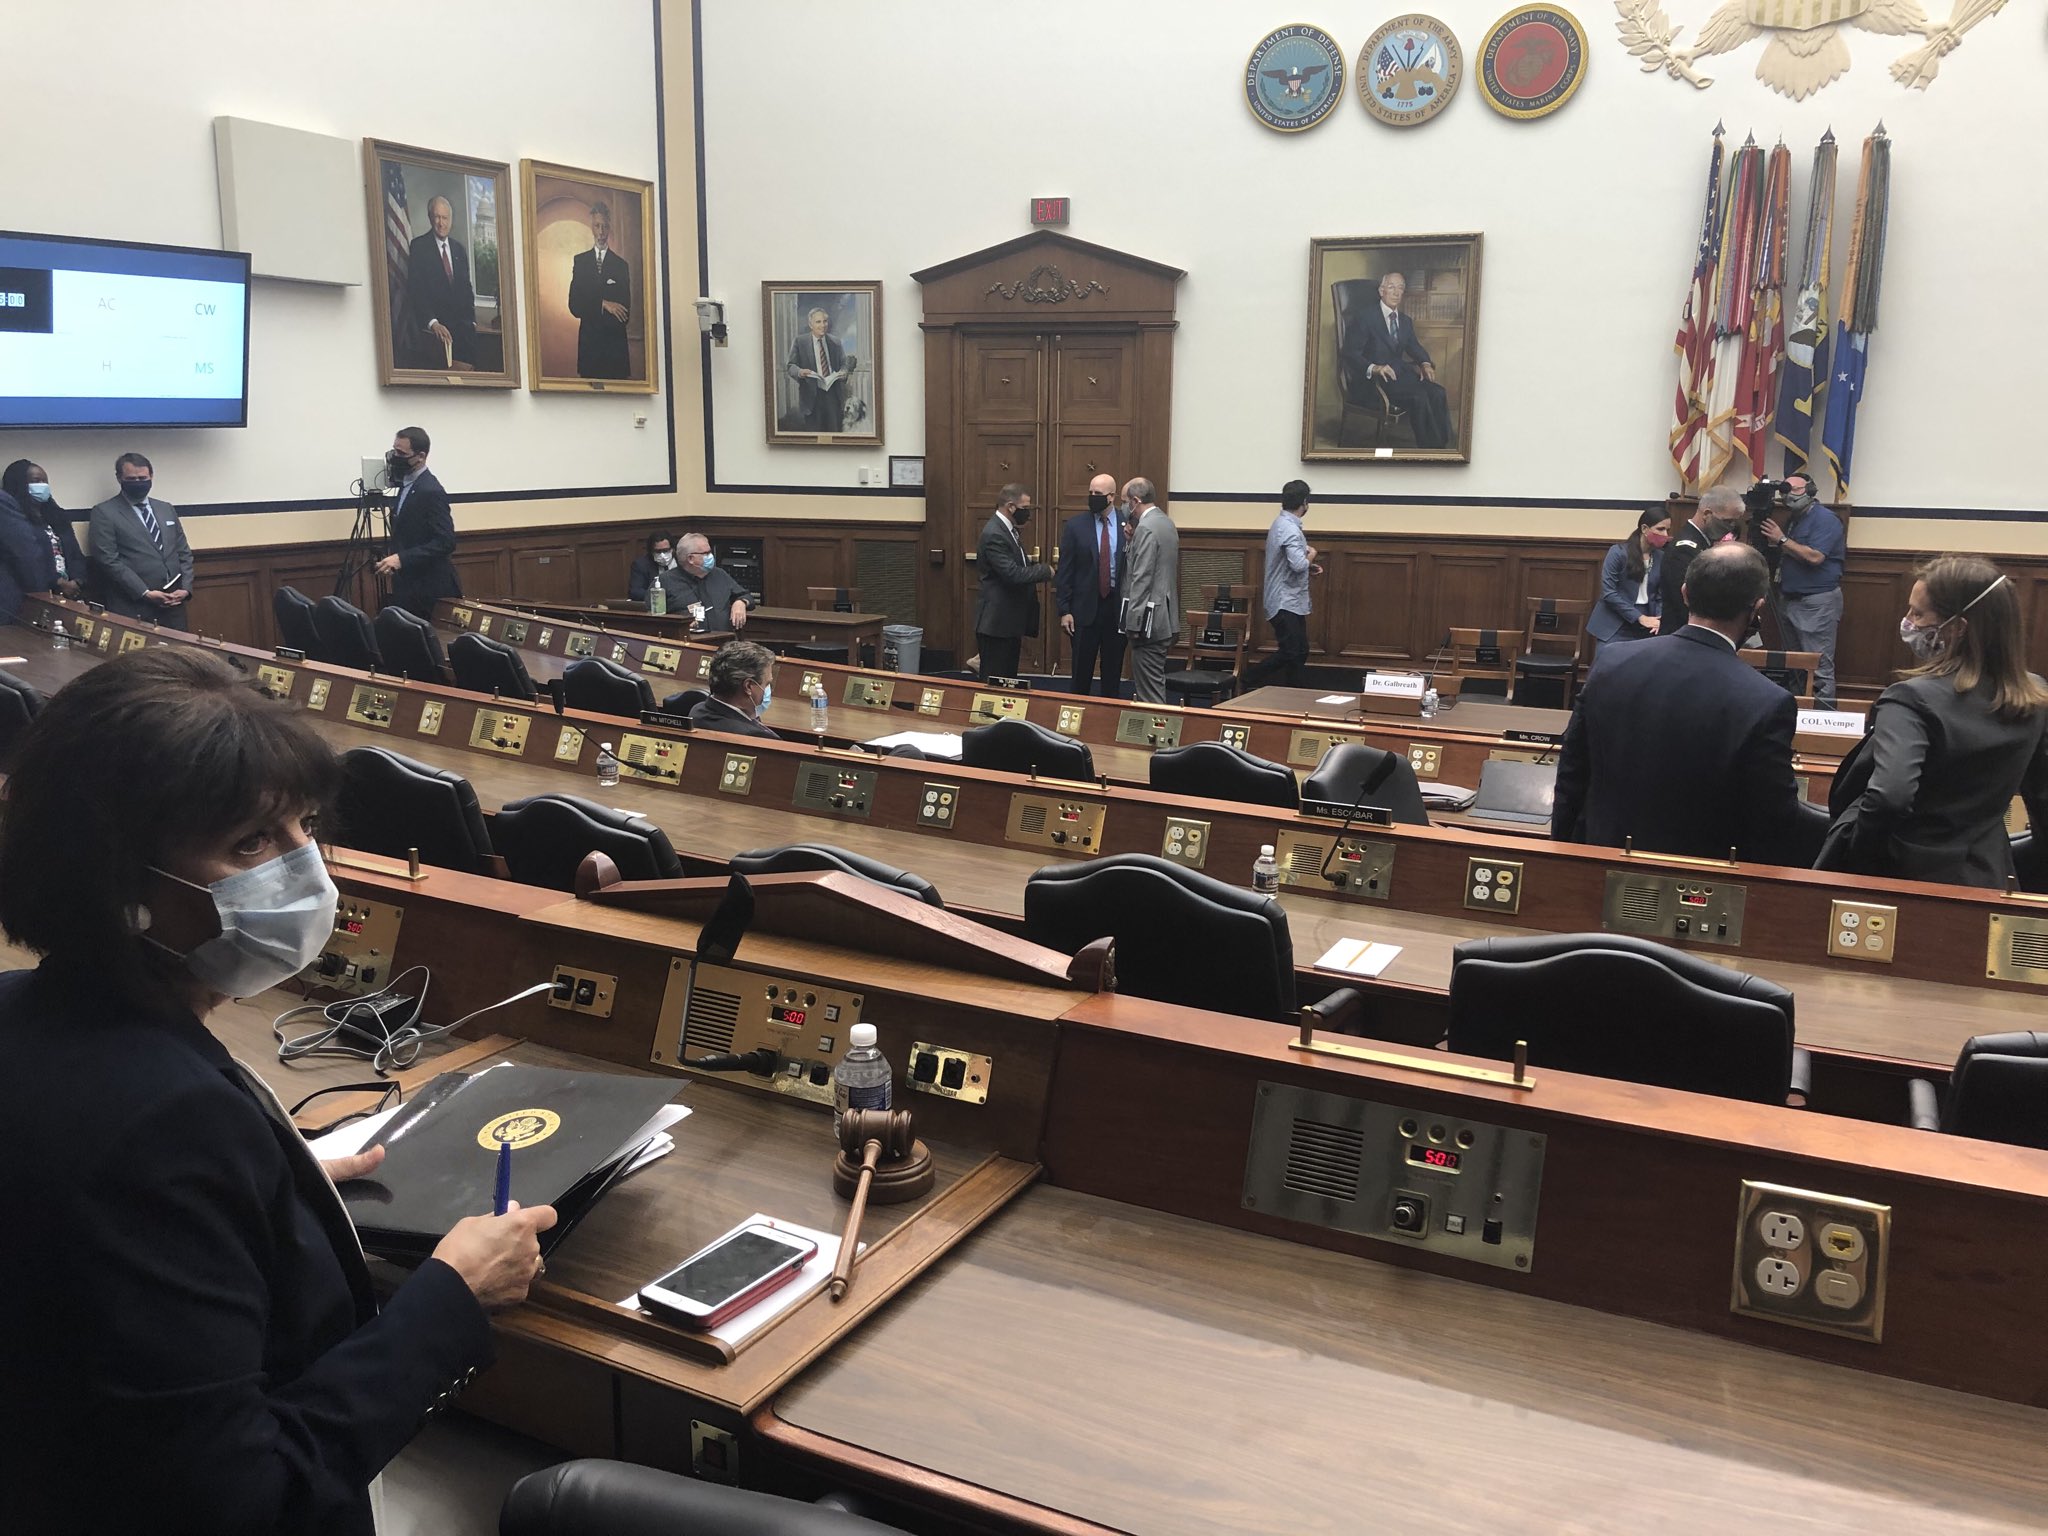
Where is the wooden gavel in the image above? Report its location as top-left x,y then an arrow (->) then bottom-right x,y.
830,1108 -> 933,1301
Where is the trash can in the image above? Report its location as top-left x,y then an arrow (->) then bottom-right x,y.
881,624 -> 922,674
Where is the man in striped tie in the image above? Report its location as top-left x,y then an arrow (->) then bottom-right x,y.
88,452 -> 194,629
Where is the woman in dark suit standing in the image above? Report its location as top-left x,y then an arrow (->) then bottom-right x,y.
0,649 -> 555,1535
2,458 -> 88,598
1586,507 -> 1669,648
1818,556 -> 2048,888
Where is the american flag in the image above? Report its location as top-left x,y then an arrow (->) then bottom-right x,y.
1669,131 -> 1726,490
382,162 -> 411,310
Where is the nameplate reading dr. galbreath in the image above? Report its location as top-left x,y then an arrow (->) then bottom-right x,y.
1360,672 -> 1427,701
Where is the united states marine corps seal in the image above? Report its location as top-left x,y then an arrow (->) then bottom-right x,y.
479,1108 -> 561,1151
1245,24 -> 1347,133
1478,6 -> 1589,119
1357,15 -> 1463,127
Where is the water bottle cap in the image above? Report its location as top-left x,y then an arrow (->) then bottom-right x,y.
1259,844 -> 1275,858
849,1022 -> 877,1047
600,742 -> 614,750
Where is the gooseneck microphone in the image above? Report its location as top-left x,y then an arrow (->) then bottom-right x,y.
1317,752 -> 1400,886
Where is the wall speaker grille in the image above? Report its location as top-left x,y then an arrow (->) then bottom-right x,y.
853,540 -> 919,625
1019,804 -> 1047,834
1283,1117 -> 1364,1201
1285,840 -> 1328,876
684,987 -> 738,1055
2009,931 -> 2048,971
1617,880 -> 1661,926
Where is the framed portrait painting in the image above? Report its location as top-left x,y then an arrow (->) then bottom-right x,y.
763,282 -> 883,446
364,140 -> 521,388
1301,233 -> 1481,463
519,160 -> 658,394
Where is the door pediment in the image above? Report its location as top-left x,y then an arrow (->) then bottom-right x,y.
914,231 -> 1183,326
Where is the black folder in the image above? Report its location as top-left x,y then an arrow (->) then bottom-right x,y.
341,1061 -> 682,1261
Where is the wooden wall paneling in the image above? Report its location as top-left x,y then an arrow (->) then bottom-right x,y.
1518,555 -> 1600,612
1836,566 -> 1910,695
770,536 -> 852,608
1425,551 -> 1515,646
919,325 -> 960,656
1329,549 -> 1417,663
454,547 -> 512,599
511,545 -> 583,604
185,559 -> 264,646
577,533 -> 638,601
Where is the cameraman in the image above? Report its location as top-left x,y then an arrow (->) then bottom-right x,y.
1760,472 -> 1846,707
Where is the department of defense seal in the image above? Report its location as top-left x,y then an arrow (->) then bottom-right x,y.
1477,6 -> 1589,120
478,1107 -> 562,1151
1245,24 -> 1347,133
1358,14 -> 1463,128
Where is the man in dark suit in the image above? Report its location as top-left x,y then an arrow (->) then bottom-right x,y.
1341,271 -> 1452,449
567,202 -> 632,380
688,640 -> 780,739
374,426 -> 461,620
399,195 -> 478,369
89,451 -> 194,628
784,306 -> 849,431
1553,543 -> 1809,864
1055,471 -> 1127,696
973,483 -> 1051,681
1658,484 -> 1740,632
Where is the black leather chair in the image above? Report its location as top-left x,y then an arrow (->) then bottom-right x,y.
449,631 -> 539,701
730,843 -> 943,908
1024,853 -> 1363,1030
2011,831 -> 2047,895
312,596 -> 381,670
372,605 -> 448,682
1301,742 -> 1430,826
777,640 -> 851,664
660,686 -> 711,716
493,793 -> 683,890
1447,933 -> 1808,1105
961,718 -> 1095,779
0,667 -> 44,769
1909,1033 -> 2048,1149
333,747 -> 494,875
273,586 -> 322,656
1149,741 -> 1300,811
502,1459 -> 910,1536
563,656 -> 656,716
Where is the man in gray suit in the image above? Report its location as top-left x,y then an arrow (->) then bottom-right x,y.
1119,477 -> 1179,703
90,452 -> 194,629
972,482 -> 1050,680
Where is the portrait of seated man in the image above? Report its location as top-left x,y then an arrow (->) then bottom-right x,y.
1339,270 -> 1453,449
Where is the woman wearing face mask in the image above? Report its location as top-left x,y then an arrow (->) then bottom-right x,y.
627,528 -> 676,604
1587,507 -> 1670,648
1,459 -> 87,600
1815,556 -> 2048,887
0,649 -> 556,1535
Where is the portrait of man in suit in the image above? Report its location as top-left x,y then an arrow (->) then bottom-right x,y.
764,284 -> 883,445
521,160 -> 655,393
785,308 -> 849,432
368,142 -> 520,387
1344,272 -> 1453,449
400,196 -> 478,370
567,201 -> 632,380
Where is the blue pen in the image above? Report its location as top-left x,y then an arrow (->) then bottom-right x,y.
493,1138 -> 513,1216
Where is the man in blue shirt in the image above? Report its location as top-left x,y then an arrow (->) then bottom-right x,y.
1241,480 -> 1318,690
1761,472 -> 1846,706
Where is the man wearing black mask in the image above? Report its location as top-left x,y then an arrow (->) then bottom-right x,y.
373,427 -> 460,620
1054,472 -> 1126,696
90,451 -> 194,628
1760,472 -> 1846,708
972,483 -> 1050,681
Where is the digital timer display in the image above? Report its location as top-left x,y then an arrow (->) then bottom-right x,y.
1406,1143 -> 1462,1172
342,919 -> 365,936
769,1005 -> 808,1026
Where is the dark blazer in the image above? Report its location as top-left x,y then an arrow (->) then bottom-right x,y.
1552,625 -> 1808,863
400,233 -> 477,368
689,694 -> 779,740
388,469 -> 461,617
35,512 -> 89,594
568,247 -> 631,379
1054,509 -> 1124,630
1657,519 -> 1714,631
1817,674 -> 2048,888
90,492 -> 196,619
1588,541 -> 1663,643
0,965 -> 492,1535
0,492 -> 49,622
1343,303 -> 1433,379
627,553 -> 662,603
973,513 -> 1050,640
658,564 -> 753,630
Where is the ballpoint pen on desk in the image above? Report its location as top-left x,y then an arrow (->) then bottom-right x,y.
494,1137 -> 513,1216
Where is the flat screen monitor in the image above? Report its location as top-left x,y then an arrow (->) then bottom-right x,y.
0,230 -> 251,429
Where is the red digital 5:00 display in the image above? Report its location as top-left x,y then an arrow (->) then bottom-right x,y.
1406,1144 -> 1462,1172
769,1006 -> 808,1026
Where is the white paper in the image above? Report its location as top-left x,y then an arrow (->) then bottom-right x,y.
1314,694 -> 1357,706
1314,937 -> 1404,978
867,730 -> 963,758
1419,783 -> 1478,809
618,1212 -> 859,1346
307,1103 -> 403,1160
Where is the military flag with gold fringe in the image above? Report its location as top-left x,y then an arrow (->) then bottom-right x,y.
1775,131 -> 1838,477
1700,133 -> 1764,489
1821,126 -> 1892,501
1733,140 -> 1791,479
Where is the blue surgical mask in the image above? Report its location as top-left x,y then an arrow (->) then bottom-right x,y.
25,482 -> 52,503
756,683 -> 773,718
701,551 -> 715,570
161,842 -> 339,998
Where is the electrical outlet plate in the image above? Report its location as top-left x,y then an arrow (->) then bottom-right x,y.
72,617 -> 95,642
1005,792 -> 1105,852
257,663 -> 295,696
345,685 -> 401,728
617,733 -> 686,785
1218,724 -> 1251,751
565,632 -> 596,658
468,708 -> 530,756
843,676 -> 895,709
119,628 -> 148,654
547,965 -> 616,1018
972,691 -> 1029,725
1731,1180 -> 1890,1342
1161,817 -> 1211,870
475,614 -> 493,636
1465,857 -> 1523,914
306,678 -> 331,710
501,619 -> 529,645
801,670 -> 825,696
95,624 -> 114,651
917,686 -> 945,716
1274,829 -> 1395,900
553,725 -> 585,762
1828,899 -> 1897,964
536,626 -> 554,648
718,752 -> 756,795
916,781 -> 959,829
312,897 -> 404,996
1055,703 -> 1087,736
641,643 -> 681,674
696,653 -> 713,679
906,1041 -> 992,1105
417,699 -> 445,736
1115,710 -> 1183,748
450,605 -> 474,627
609,640 -> 632,665
1408,742 -> 1443,779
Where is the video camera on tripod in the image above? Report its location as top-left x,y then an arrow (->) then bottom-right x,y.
336,455 -> 396,598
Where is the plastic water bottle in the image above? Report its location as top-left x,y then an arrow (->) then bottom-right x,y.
810,688 -> 829,739
49,618 -> 68,651
1252,843 -> 1279,895
595,741 -> 620,789
833,1022 -> 892,1137
1422,686 -> 1440,719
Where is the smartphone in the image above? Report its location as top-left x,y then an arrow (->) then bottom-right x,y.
638,1223 -> 818,1329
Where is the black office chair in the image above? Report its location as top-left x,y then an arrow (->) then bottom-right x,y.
2011,831 -> 2047,895
493,793 -> 683,890
502,1459 -> 910,1536
1908,1033 -> 2048,1150
961,718 -> 1095,779
1301,742 -> 1430,826
730,843 -> 943,908
1024,853 -> 1363,1030
332,746 -> 494,876
312,596 -> 381,671
563,655 -> 656,716
777,640 -> 852,664
660,686 -> 711,716
1149,741 -> 1300,811
272,585 -> 322,656
1447,933 -> 1808,1105
372,605 -> 447,683
0,667 -> 44,770
448,631 -> 539,701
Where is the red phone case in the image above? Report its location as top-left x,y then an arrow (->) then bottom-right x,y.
644,1230 -> 816,1329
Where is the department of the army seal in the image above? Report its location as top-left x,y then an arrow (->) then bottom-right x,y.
478,1108 -> 562,1151
1357,15 -> 1463,127
1245,24 -> 1347,133
1477,6 -> 1589,120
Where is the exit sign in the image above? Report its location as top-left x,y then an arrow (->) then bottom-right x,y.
1030,197 -> 1070,226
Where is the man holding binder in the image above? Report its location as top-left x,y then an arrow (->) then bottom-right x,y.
89,450 -> 194,628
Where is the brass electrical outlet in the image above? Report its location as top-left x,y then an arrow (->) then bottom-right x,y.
553,726 -> 586,762
119,628 -> 148,654
1161,817 -> 1211,869
917,686 -> 945,716
1828,899 -> 1897,964
1219,724 -> 1251,751
1409,743 -> 1443,779
1274,829 -> 1394,900
610,640 -> 632,664
345,684 -> 399,728
642,644 -> 681,674
535,627 -> 554,648
476,615 -> 492,636
617,733 -> 686,785
696,654 -> 713,679
1987,913 -> 2048,984
565,632 -> 596,658
450,605 -> 473,628
906,1042 -> 992,1105
307,678 -> 332,710
1005,793 -> 1104,852
1055,703 -> 1087,736
1288,728 -> 1353,767
801,670 -> 824,696
468,708 -> 531,756
501,619 -> 529,645
1731,1181 -> 1890,1343
73,617 -> 95,643
1115,710 -> 1182,748
312,897 -> 404,996
843,676 -> 895,709
547,965 -> 616,1018
417,699 -> 445,736
257,663 -> 295,697
1603,871 -> 1745,946
971,691 -> 1029,725
718,753 -> 756,795
794,762 -> 875,817
1465,857 -> 1524,914
917,782 -> 959,829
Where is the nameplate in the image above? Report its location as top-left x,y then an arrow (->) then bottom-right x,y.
1299,799 -> 1395,826
1504,729 -> 1562,746
274,645 -> 307,662
1795,710 -> 1864,737
637,709 -> 694,731
985,674 -> 1031,691
1360,672 -> 1427,701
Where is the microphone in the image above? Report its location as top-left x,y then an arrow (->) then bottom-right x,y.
1318,752 -> 1400,887
698,873 -> 754,964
